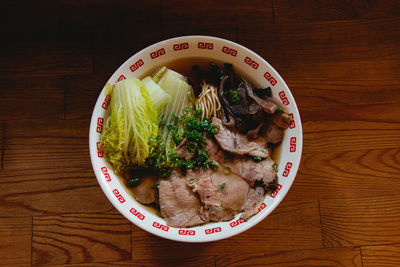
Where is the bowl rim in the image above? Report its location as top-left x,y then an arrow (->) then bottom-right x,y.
89,35 -> 303,242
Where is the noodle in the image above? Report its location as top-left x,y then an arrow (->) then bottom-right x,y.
195,81 -> 222,120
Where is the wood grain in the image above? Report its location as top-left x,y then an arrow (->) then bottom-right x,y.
0,0 -> 59,40
3,119 -> 90,170
34,257 -> 216,267
0,119 -> 113,215
216,246 -> 362,267
239,17 -> 400,66
283,62 -> 400,111
132,257 -> 215,267
32,213 -> 131,265
238,17 -> 400,100
320,196 -> 400,247
0,124 -> 3,168
274,0 -> 400,22
65,74 -> 107,120
362,244 -> 400,267
0,1 -> 399,265
132,200 -> 322,260
302,121 -> 400,154
300,103 -> 400,124
0,168 -> 112,216
0,36 -> 92,78
0,217 -> 31,266
59,0 -> 161,32
162,0 -> 273,27
284,148 -> 400,201
93,28 -> 165,77
0,77 -> 64,122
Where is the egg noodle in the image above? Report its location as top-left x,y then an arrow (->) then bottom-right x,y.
195,81 -> 222,120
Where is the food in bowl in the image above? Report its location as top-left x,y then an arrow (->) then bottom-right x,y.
90,35 -> 302,242
100,61 -> 293,228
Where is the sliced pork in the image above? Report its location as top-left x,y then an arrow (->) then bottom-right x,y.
185,167 -> 251,222
158,136 -> 278,227
130,175 -> 157,205
242,77 -> 278,114
159,171 -> 206,227
212,117 -> 269,158
241,187 -> 265,220
225,156 -> 277,188
209,171 -> 250,221
264,124 -> 284,144
186,169 -> 221,207
272,113 -> 293,130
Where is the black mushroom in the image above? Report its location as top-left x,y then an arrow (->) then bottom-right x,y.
218,75 -> 236,128
217,65 -> 265,133
192,62 -> 293,137
242,77 -> 278,114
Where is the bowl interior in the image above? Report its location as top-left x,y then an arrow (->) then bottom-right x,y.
89,35 -> 303,242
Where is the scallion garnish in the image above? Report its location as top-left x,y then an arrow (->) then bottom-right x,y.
145,108 -> 220,178
128,177 -> 141,188
253,156 -> 262,162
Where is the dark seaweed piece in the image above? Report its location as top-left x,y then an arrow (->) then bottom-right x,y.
206,62 -> 225,86
188,65 -> 205,97
253,87 -> 272,99
218,75 -> 236,127
223,63 -> 239,90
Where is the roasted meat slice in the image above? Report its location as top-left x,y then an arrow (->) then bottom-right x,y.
225,156 -> 277,188
130,175 -> 157,205
208,170 -> 250,221
264,124 -> 284,144
241,187 -> 265,220
159,171 -> 206,227
212,117 -> 269,158
186,169 -> 221,207
272,112 -> 293,130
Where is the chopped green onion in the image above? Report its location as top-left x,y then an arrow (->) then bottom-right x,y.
253,156 -> 262,162
220,183 -> 225,191
147,106 -> 220,177
276,106 -> 282,113
160,168 -> 171,178
166,124 -> 175,132
128,177 -> 141,188
172,135 -> 180,145
224,90 -> 240,103
194,108 -> 203,118
151,183 -> 159,189
171,113 -> 179,121
208,161 -> 219,170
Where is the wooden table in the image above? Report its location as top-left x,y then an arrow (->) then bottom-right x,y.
1,1 -> 400,266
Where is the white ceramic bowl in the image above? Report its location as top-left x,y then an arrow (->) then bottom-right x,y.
89,36 -> 302,242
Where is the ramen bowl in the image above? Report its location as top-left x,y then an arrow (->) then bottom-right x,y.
89,35 -> 302,242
